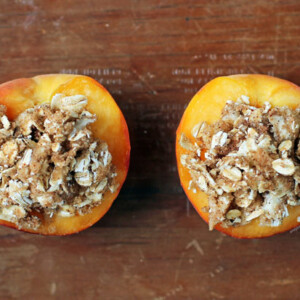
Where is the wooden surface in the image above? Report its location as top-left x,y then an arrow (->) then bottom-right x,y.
0,0 -> 300,299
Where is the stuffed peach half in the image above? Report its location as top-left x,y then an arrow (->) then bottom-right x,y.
176,74 -> 300,238
0,74 -> 130,235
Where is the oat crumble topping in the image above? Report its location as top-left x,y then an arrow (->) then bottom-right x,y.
0,94 -> 118,229
180,95 -> 300,230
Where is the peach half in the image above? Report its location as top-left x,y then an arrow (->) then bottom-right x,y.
0,74 -> 130,235
176,74 -> 300,238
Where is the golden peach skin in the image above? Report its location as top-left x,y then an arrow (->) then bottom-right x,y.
0,74 -> 130,235
176,74 -> 300,238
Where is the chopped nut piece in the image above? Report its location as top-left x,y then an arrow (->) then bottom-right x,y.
19,149 -> 32,166
197,175 -> 208,192
247,128 -> 258,138
237,95 -> 250,104
1,115 -> 10,129
263,102 -> 271,113
192,123 -> 201,138
211,131 -> 227,149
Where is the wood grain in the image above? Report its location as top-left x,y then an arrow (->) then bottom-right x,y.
0,0 -> 300,299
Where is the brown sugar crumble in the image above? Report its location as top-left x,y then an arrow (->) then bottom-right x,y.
0,94 -> 118,230
180,95 -> 300,230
